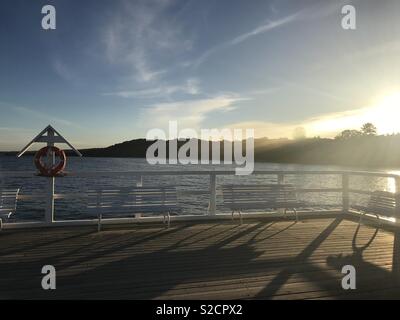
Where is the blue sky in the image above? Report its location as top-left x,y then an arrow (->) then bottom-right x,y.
1,0 -> 400,150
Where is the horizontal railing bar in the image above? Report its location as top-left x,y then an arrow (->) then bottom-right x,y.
2,210 -> 343,229
0,170 -> 398,178
46,188 -> 345,200
17,194 -> 46,200
13,188 -> 391,199
296,188 -> 342,193
348,189 -> 378,196
179,190 -> 209,195
13,188 -> 392,201
53,190 -> 211,199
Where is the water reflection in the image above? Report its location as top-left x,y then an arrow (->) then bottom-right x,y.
1,155 -> 400,221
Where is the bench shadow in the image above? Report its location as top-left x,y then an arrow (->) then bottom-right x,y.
0,222 -> 274,299
2,218 -> 400,299
323,222 -> 400,298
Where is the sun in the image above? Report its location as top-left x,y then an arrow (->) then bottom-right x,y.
364,91 -> 400,134
376,92 -> 400,110
306,91 -> 400,137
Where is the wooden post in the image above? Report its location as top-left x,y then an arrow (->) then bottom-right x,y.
342,173 -> 349,213
209,173 -> 216,215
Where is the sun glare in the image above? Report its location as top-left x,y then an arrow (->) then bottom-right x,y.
308,91 -> 400,137
366,91 -> 400,134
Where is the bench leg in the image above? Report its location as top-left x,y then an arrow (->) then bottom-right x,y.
231,210 -> 242,224
375,214 -> 380,226
293,208 -> 299,222
358,211 -> 380,227
163,213 -> 171,229
358,212 -> 364,226
0,218 -> 2,231
97,213 -> 102,232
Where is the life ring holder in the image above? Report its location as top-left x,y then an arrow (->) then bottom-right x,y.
34,146 -> 67,177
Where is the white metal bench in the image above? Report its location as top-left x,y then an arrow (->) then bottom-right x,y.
87,186 -> 179,231
222,184 -> 302,224
353,190 -> 396,224
0,188 -> 20,230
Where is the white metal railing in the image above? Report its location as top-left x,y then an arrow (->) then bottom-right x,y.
1,169 -> 400,228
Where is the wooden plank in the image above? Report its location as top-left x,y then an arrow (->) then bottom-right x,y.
1,216 -> 399,299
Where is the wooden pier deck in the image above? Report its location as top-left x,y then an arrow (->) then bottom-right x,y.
1,215 -> 400,299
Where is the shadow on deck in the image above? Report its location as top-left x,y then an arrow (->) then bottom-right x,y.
1,215 -> 400,299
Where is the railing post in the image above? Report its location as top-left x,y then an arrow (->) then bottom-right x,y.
209,173 -> 216,215
45,129 -> 55,224
135,176 -> 143,218
393,177 -> 400,282
136,176 -> 143,187
277,174 -> 284,214
342,173 -> 349,214
395,177 -> 400,219
45,177 -> 55,224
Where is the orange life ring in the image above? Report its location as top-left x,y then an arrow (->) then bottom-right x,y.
34,146 -> 66,177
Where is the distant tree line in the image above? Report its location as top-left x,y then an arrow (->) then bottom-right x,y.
335,123 -> 377,140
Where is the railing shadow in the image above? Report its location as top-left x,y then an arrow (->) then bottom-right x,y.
324,222 -> 400,298
326,222 -> 380,272
1,217 -> 400,299
254,217 -> 343,298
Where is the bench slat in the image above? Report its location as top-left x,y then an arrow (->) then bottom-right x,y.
222,184 -> 301,211
87,186 -> 179,218
0,188 -> 20,220
355,190 -> 397,218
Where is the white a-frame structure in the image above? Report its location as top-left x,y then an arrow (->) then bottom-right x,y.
18,125 -> 82,224
17,125 -> 82,157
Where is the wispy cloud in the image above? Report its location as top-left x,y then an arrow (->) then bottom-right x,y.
140,94 -> 246,130
228,95 -> 396,139
230,13 -> 300,46
0,104 -> 80,150
104,78 -> 200,98
12,106 -> 77,128
272,78 -> 351,105
188,1 -> 348,68
102,0 -> 190,83
0,127 -> 33,132
52,59 -> 80,84
313,40 -> 400,71
246,87 -> 281,96
187,12 -> 301,68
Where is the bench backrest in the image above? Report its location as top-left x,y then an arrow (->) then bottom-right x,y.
0,188 -> 20,216
87,186 -> 178,214
222,184 -> 298,208
367,190 -> 396,217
